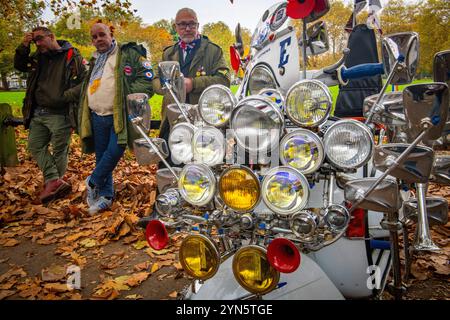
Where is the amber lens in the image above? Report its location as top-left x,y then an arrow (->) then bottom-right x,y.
179,235 -> 220,280
232,246 -> 279,295
219,167 -> 260,212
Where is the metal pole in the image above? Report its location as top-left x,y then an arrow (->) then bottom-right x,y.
302,19 -> 308,80
413,183 -> 440,251
387,211 -> 404,300
165,82 -> 192,124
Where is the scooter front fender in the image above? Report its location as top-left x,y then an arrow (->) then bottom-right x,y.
185,252 -> 344,300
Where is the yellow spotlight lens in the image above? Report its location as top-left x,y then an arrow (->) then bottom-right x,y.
232,245 -> 280,295
179,234 -> 220,280
219,166 -> 261,212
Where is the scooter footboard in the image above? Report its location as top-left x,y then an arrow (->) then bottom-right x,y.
185,253 -> 344,300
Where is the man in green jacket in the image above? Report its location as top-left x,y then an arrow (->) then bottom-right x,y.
79,22 -> 154,215
14,26 -> 86,203
154,7 -> 231,153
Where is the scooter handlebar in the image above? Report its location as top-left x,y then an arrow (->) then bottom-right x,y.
339,63 -> 385,84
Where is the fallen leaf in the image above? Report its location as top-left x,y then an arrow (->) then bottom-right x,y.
150,263 -> 160,273
125,294 -> 143,300
45,223 -> 66,233
1,239 -> 20,247
147,247 -> 172,255
80,238 -> 97,248
124,272 -> 150,287
0,267 -> 27,283
41,265 -> 66,282
132,240 -> 148,250
0,290 -> 16,300
168,291 -> 178,298
44,283 -> 71,293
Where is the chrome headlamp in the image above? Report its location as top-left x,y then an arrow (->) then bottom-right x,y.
261,166 -> 309,216
248,65 -> 277,95
279,129 -> 324,175
323,120 -> 374,170
290,211 -> 318,242
198,85 -> 237,127
178,164 -> 216,206
285,80 -> 332,127
168,122 -> 195,164
230,96 -> 284,153
192,126 -> 225,166
323,204 -> 350,232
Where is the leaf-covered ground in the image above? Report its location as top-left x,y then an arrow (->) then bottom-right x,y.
0,128 -> 448,300
0,128 -> 190,300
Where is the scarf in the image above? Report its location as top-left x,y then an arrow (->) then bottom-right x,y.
178,34 -> 201,61
89,40 -> 117,95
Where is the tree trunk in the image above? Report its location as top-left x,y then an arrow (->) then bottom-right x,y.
0,72 -> 9,91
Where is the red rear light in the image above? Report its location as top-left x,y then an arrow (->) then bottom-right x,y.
345,204 -> 366,238
230,46 -> 241,74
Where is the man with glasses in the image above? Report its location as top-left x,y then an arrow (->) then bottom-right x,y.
155,7 -> 230,154
14,27 -> 86,203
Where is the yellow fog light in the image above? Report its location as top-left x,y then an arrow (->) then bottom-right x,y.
179,234 -> 220,280
232,245 -> 280,295
219,166 -> 261,212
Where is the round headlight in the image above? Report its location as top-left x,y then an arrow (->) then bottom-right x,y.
178,164 -> 216,206
179,234 -> 220,280
323,204 -> 350,232
231,96 -> 284,153
219,166 -> 261,212
323,120 -> 374,170
232,245 -> 280,295
261,166 -> 309,216
192,126 -> 225,166
280,129 -> 324,174
285,80 -> 332,127
168,122 -> 195,164
259,88 -> 285,112
198,85 -> 237,127
290,211 -> 318,242
249,65 -> 277,95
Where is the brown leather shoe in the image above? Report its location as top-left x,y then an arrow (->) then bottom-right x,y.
39,179 -> 71,203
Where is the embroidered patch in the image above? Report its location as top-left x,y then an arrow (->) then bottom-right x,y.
142,61 -> 152,70
124,65 -> 133,76
144,70 -> 154,80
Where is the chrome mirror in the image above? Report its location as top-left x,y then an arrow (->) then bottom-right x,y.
156,168 -> 182,194
403,82 -> 449,143
344,178 -> 401,213
133,138 -> 169,166
158,61 -> 186,103
403,197 -> 449,226
433,50 -> 450,88
303,20 -> 329,56
126,93 -> 151,133
363,91 -> 405,126
373,144 -> 434,184
382,32 -> 419,85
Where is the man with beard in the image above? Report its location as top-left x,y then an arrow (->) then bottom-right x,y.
14,27 -> 86,203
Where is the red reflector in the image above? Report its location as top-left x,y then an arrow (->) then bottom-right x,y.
345,205 -> 366,238
286,0 -> 315,19
230,46 -> 241,74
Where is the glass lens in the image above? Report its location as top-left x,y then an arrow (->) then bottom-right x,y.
192,127 -> 225,166
219,167 -> 260,212
249,66 -> 277,95
199,86 -> 235,126
180,235 -> 219,280
169,123 -> 194,163
179,164 -> 215,206
286,80 -> 331,127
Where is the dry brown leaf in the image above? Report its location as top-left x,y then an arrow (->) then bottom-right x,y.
41,265 -> 66,282
0,290 -> 16,300
45,223 -> 66,233
134,261 -> 150,272
124,272 -> 150,287
44,283 -> 71,293
168,291 -> 178,298
80,238 -> 97,248
0,281 -> 16,290
132,240 -> 148,250
150,263 -> 160,273
125,294 -> 143,300
1,239 -> 20,247
0,267 -> 27,283
70,252 -> 87,267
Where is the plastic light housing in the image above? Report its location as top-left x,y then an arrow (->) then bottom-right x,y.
232,245 -> 280,295
169,122 -> 195,164
261,166 -> 309,216
231,96 -> 284,153
145,220 -> 169,250
192,126 -> 225,166
198,85 -> 237,127
178,164 -> 216,206
279,129 -> 324,174
285,80 -> 332,127
323,119 -> 374,170
179,234 -> 220,280
218,166 -> 261,212
248,65 -> 277,95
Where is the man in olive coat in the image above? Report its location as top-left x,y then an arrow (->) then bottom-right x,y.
154,7 -> 231,146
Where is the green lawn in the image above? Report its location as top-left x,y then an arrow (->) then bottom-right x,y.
0,79 -> 432,119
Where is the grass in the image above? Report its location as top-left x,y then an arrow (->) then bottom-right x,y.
0,79 -> 432,119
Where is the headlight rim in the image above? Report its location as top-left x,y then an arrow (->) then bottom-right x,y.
191,125 -> 225,166
179,234 -> 220,281
232,245 -> 280,295
279,129 -> 325,175
323,119 -> 374,170
168,122 -> 196,164
218,165 -> 261,213
230,95 -> 285,153
198,84 -> 237,128
178,163 -> 217,207
285,79 -> 332,128
261,166 -> 310,216
248,64 -> 278,96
